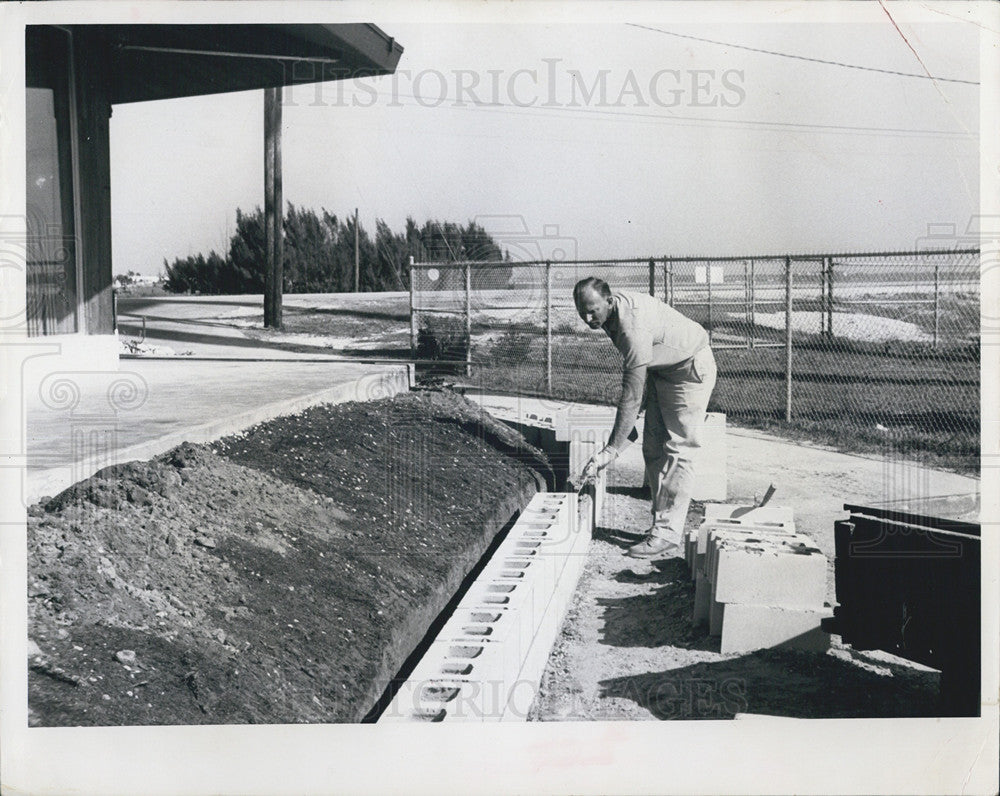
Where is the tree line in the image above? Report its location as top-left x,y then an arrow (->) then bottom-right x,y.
163,205 -> 508,295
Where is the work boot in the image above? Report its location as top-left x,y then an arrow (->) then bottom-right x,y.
627,535 -> 681,559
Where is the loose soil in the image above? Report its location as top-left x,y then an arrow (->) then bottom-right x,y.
27,390 -> 551,726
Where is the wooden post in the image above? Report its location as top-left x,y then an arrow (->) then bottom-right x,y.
464,262 -> 472,377
274,88 -> 283,324
545,261 -> 553,395
354,207 -> 360,292
648,258 -> 655,297
785,256 -> 793,422
264,86 -> 283,329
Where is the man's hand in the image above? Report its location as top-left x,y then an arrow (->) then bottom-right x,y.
581,447 -> 617,484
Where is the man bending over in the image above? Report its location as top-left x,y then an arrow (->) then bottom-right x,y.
576,277 -> 717,559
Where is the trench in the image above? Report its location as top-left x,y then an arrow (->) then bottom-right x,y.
363,394 -> 600,723
362,506 -> 523,722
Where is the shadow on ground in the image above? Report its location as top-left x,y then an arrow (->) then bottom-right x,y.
119,324 -> 408,359
598,558 -> 717,651
606,485 -> 649,500
592,524 -> 647,550
599,646 -> 940,719
594,561 -> 941,719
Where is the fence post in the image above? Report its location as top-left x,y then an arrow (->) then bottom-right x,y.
648,258 -> 655,297
785,256 -> 793,422
933,263 -> 940,350
744,260 -> 750,349
409,257 -> 417,357
706,261 -> 713,345
826,257 -> 834,340
545,261 -> 553,395
662,259 -> 669,304
464,262 -> 472,378
667,259 -> 674,305
750,259 -> 756,350
819,258 -> 827,338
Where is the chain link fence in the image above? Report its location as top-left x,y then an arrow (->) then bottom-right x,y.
410,249 -> 980,472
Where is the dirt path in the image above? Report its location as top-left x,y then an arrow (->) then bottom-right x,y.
529,423 -> 960,721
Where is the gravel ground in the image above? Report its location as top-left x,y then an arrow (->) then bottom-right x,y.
529,433 -> 943,721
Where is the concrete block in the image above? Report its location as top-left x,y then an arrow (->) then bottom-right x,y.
704,529 -> 814,584
504,522 -> 590,721
710,535 -> 827,609
719,604 -> 832,654
382,638 -> 514,722
387,679 -> 495,723
691,412 -> 727,501
399,663 -> 501,721
594,468 -> 606,528
553,406 -> 616,442
696,512 -> 797,556
703,503 -> 794,525
693,568 -> 712,625
567,438 -> 600,483
381,490 -> 590,724
437,602 -> 526,663
709,597 -> 725,636
462,589 -> 536,648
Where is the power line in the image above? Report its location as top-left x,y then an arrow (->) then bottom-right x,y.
626,23 -> 979,86
358,91 -> 973,141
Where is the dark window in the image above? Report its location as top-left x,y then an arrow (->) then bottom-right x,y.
26,27 -> 78,336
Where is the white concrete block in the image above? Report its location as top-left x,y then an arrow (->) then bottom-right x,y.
710,535 -> 827,610
696,509 -> 797,556
719,604 -> 832,654
382,639 -> 511,722
703,503 -> 795,525
381,490 -> 590,724
703,528 -> 813,583
692,412 -> 727,501
553,406 -> 616,442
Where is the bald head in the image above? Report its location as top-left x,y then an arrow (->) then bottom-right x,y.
574,277 -> 614,329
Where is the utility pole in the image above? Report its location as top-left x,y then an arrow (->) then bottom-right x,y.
354,207 -> 360,292
264,86 -> 283,328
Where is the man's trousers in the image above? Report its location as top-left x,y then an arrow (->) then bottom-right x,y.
641,346 -> 717,539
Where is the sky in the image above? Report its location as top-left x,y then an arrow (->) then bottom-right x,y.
106,6 -> 982,275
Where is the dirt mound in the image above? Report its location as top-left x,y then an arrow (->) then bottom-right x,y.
28,390 -> 550,726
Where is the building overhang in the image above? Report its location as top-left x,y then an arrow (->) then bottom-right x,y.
27,23 -> 404,103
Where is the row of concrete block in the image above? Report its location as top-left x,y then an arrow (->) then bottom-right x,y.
684,504 -> 831,654
381,490 -> 593,722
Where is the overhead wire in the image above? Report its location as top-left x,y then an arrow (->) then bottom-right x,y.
625,23 -> 979,86
337,89 -> 974,141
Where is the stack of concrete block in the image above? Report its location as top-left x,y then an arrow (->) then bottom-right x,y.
381,490 -> 592,722
686,504 -> 830,654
